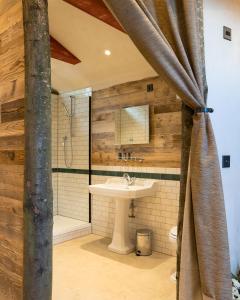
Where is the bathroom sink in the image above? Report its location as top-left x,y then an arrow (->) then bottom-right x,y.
89,178 -> 157,199
89,177 -> 158,255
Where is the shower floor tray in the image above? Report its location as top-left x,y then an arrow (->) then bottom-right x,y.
53,215 -> 91,245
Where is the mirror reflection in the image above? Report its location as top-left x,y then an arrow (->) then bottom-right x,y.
115,105 -> 150,145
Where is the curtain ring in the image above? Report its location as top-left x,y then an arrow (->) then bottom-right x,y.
194,107 -> 214,114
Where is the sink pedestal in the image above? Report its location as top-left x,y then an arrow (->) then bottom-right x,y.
89,178 -> 158,255
108,198 -> 135,254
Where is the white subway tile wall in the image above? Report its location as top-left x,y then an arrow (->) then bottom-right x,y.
52,95 -> 58,169
91,165 -> 180,256
51,89 -> 90,221
58,173 -> 89,222
52,95 -> 58,215
53,173 -> 58,216
57,95 -> 89,170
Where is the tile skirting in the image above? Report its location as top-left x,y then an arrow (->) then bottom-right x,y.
52,168 -> 180,181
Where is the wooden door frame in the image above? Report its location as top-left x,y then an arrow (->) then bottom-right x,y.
22,1 -> 53,299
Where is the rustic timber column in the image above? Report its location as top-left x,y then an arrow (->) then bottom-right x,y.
22,1 -> 53,300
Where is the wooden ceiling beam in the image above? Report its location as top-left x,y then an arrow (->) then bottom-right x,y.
50,36 -> 81,65
63,0 -> 124,33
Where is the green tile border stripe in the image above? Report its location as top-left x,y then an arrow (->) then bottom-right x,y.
92,170 -> 180,181
52,168 -> 89,174
52,168 -> 180,181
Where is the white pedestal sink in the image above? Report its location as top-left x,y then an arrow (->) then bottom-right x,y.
89,178 -> 157,254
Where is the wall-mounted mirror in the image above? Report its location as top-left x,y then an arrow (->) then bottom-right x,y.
115,105 -> 150,145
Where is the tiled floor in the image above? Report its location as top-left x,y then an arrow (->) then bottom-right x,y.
53,234 -> 176,300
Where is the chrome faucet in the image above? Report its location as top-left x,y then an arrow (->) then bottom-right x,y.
123,173 -> 136,186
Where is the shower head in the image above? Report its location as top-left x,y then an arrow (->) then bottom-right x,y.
62,101 -> 71,117
61,95 -> 75,117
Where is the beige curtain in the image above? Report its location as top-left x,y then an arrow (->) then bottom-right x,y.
103,1 -> 232,299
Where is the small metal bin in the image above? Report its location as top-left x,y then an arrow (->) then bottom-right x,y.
136,229 -> 153,256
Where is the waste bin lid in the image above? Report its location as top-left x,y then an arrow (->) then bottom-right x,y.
137,229 -> 153,236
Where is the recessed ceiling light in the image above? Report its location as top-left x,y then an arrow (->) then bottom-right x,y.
104,49 -> 111,56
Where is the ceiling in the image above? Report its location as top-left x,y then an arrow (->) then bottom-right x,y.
48,0 -> 156,93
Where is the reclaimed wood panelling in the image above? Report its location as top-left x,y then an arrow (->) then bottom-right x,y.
0,120 -> 24,137
1,98 -> 24,123
92,77 -> 182,167
0,0 -> 24,299
0,135 -> 24,151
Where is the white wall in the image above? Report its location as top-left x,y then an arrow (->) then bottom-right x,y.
204,0 -> 240,274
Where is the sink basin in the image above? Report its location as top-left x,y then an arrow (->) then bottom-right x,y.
89,178 -> 158,199
89,177 -> 157,254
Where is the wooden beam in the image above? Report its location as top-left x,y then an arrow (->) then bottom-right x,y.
64,0 -> 124,32
50,36 -> 80,65
22,0 -> 53,299
51,87 -> 59,95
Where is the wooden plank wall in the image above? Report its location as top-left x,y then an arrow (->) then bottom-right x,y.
0,1 -> 24,299
92,76 -> 182,168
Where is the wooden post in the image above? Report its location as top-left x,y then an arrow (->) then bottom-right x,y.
176,103 -> 193,299
22,1 -> 53,300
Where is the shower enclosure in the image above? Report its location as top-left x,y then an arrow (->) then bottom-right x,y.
51,88 -> 91,244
